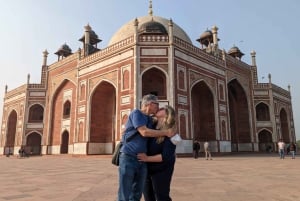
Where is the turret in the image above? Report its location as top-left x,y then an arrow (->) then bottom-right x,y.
197,26 -> 220,55
196,29 -> 213,49
228,45 -> 244,60
54,43 -> 72,61
79,24 -> 101,57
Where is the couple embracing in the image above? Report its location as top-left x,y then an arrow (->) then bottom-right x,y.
117,94 -> 178,201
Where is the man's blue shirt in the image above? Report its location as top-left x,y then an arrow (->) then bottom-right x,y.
121,109 -> 154,156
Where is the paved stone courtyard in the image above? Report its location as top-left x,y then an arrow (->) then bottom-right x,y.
0,153 -> 299,201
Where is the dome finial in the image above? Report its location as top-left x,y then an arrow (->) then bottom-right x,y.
148,0 -> 153,16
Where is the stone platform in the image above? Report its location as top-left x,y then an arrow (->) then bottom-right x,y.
0,153 -> 298,201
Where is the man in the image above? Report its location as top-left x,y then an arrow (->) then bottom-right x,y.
277,139 -> 285,159
117,94 -> 176,201
193,140 -> 200,159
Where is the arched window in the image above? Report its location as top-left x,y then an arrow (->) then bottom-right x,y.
178,70 -> 185,90
80,84 -> 86,101
142,68 -> 166,99
221,120 -> 226,140
219,84 -> 224,100
63,100 -> 71,118
256,102 -> 270,121
179,114 -> 187,139
28,104 -> 44,123
123,70 -> 130,90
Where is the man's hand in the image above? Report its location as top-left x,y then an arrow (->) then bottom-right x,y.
137,153 -> 163,162
137,153 -> 148,162
166,126 -> 177,137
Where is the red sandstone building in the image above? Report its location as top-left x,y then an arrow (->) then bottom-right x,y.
0,4 -> 296,156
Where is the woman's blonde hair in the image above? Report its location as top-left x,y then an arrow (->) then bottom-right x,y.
156,105 -> 176,144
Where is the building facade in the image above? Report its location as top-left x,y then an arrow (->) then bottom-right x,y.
0,5 -> 296,156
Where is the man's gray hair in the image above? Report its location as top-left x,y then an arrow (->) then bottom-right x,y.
141,94 -> 158,107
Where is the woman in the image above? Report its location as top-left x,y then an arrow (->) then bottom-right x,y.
138,105 -> 177,201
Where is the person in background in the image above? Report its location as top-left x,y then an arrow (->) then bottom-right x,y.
204,141 -> 212,160
138,105 -> 177,201
277,139 -> 285,159
289,142 -> 296,159
117,94 -> 176,201
193,140 -> 200,159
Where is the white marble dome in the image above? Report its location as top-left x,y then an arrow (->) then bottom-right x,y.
108,15 -> 192,46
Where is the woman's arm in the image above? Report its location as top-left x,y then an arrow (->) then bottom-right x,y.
137,153 -> 162,162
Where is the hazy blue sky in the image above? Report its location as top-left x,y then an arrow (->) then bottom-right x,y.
0,0 -> 299,140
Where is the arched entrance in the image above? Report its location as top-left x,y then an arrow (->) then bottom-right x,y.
5,110 -> 17,155
61,131 -> 69,154
228,79 -> 251,151
258,130 -> 273,152
280,109 -> 289,143
90,81 -> 116,154
191,81 -> 215,141
26,132 -> 42,155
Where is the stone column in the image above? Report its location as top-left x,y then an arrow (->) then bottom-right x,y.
84,24 -> 91,56
42,49 -> 49,66
250,50 -> 256,66
211,25 -> 219,47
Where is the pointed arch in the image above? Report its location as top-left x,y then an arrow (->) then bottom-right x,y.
256,102 -> 270,121
228,79 -> 251,151
221,120 -> 226,140
123,70 -> 130,90
179,113 -> 187,139
279,108 -> 289,143
78,121 -> 84,142
178,70 -> 185,90
63,100 -> 71,118
26,132 -> 42,155
191,80 -> 216,141
61,130 -> 69,154
80,82 -> 86,101
142,67 -> 167,99
28,104 -> 44,123
258,129 -> 273,152
5,110 -> 18,153
49,79 -> 76,146
89,80 -> 116,144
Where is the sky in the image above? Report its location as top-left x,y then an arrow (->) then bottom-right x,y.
0,0 -> 299,140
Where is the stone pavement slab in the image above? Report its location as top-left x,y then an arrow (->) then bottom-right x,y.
0,153 -> 299,201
